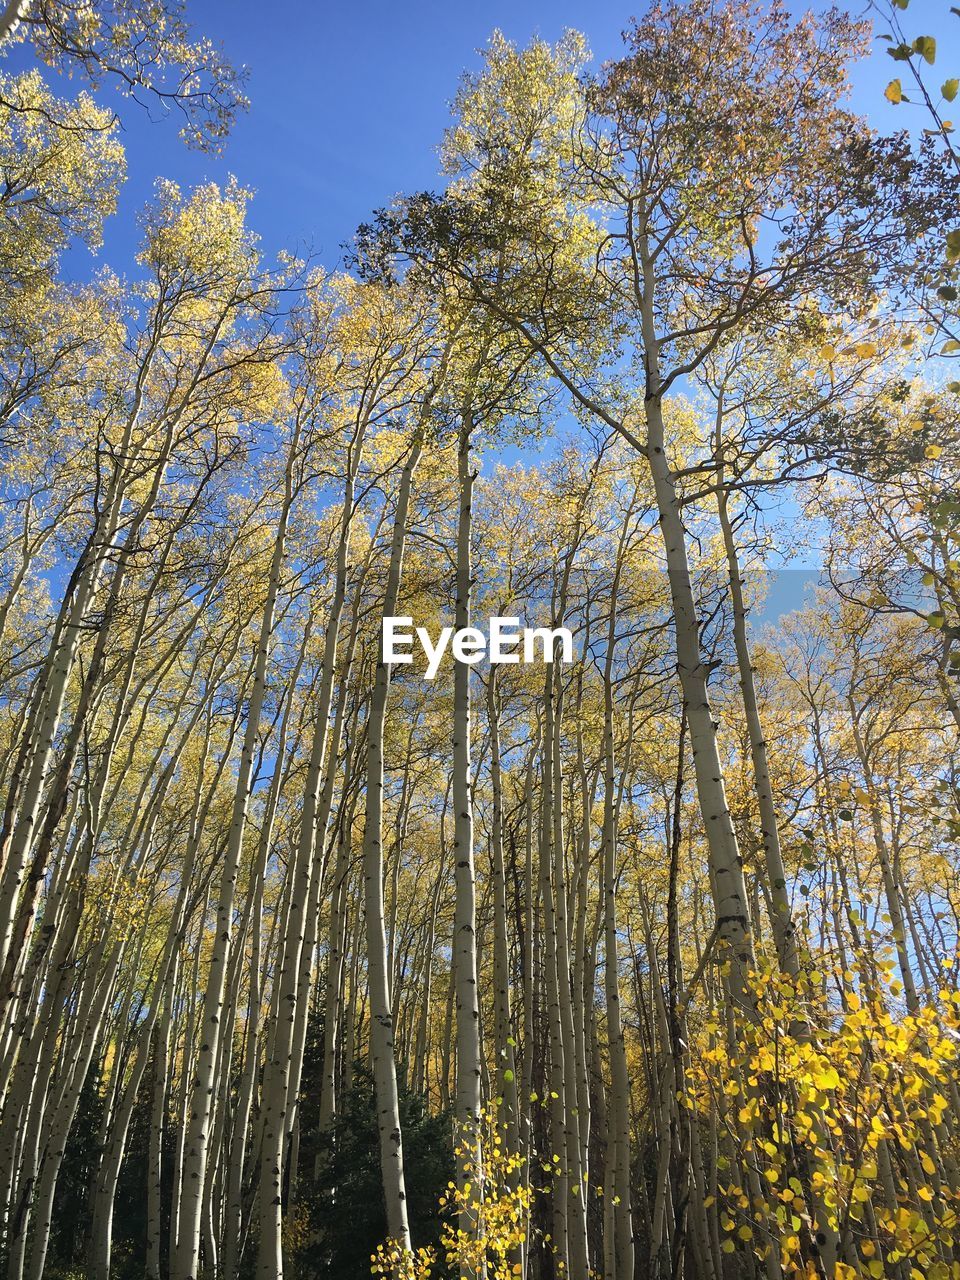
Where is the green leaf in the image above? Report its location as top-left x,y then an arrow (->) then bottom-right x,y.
888,42 -> 913,61
947,229 -> 960,259
913,35 -> 937,65
937,285 -> 958,301
944,78 -> 959,102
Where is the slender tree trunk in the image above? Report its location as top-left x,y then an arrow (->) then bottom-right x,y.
487,672 -> 518,1145
601,613 -> 634,1280
146,989 -> 173,1280
257,410 -> 367,1279
642,382 -> 755,1005
452,413 -> 484,1269
173,443 -> 299,1280
716,465 -> 800,977
362,423 -> 426,1252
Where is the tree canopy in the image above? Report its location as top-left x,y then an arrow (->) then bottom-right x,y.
0,2 -> 958,1279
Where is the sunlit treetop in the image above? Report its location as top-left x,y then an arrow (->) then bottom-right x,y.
0,0 -> 248,150
0,69 -> 124,280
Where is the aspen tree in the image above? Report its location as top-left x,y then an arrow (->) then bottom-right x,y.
451,397 -> 483,1272
258,280 -> 426,1278
361,329 -> 450,1254
174,439 -> 300,1280
4,5 -> 960,1277
372,6 -> 912,1007
0,0 -> 246,150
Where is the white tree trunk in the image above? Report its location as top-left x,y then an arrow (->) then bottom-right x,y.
362,424 -> 425,1251
452,416 -> 483,1270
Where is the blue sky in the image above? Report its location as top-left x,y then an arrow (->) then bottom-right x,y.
89,0 -> 634,267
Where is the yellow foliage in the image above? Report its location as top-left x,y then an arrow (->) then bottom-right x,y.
372,1102 -> 535,1280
